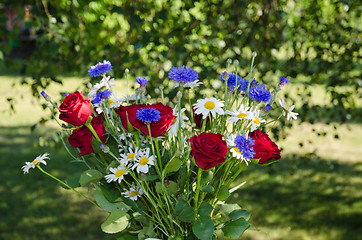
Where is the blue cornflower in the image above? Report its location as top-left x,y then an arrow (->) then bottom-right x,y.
136,76 -> 148,87
235,134 -> 255,159
168,65 -> 198,84
88,60 -> 113,77
136,108 -> 161,124
92,89 -> 112,104
264,104 -> 272,112
248,84 -> 272,103
279,76 -> 289,85
220,72 -> 249,92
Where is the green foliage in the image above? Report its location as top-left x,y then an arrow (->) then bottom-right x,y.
222,218 -> 250,239
79,169 -> 104,186
93,189 -> 130,213
174,198 -> 195,223
192,216 -> 215,240
101,210 -> 130,234
217,185 -> 230,201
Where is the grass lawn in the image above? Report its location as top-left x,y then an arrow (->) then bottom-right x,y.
0,75 -> 361,240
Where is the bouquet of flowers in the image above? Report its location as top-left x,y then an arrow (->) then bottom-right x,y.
22,56 -> 298,240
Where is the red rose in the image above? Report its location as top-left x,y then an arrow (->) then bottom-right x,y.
115,104 -> 145,131
133,103 -> 176,137
59,91 -> 93,126
190,132 -> 228,170
68,116 -> 106,155
192,106 -> 211,129
249,130 -> 281,164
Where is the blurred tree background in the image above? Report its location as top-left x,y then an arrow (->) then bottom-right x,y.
0,0 -> 361,240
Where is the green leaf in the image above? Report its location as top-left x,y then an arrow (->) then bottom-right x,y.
156,181 -> 179,195
59,176 -> 80,189
201,185 -> 214,193
217,185 -> 230,200
229,209 -> 251,221
94,189 -> 130,213
220,204 -> 242,216
200,170 -> 213,186
192,216 -> 215,240
163,156 -> 182,175
101,210 -> 129,234
222,218 -> 250,238
79,169 -> 103,186
198,202 -> 213,216
115,232 -> 137,240
174,198 -> 195,223
100,183 -> 122,202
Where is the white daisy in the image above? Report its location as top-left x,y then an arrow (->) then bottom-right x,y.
225,104 -> 252,123
168,107 -> 188,138
119,146 -> 139,166
21,153 -> 49,174
193,97 -> 224,119
132,148 -> 155,174
88,76 -> 115,98
279,99 -> 299,121
105,165 -> 128,183
122,184 -> 144,201
249,109 -> 267,131
108,92 -> 123,108
174,80 -> 203,89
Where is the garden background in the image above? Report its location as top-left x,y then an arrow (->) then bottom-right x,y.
0,1 -> 361,239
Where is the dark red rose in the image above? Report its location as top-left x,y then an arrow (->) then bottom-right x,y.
190,132 -> 228,170
59,91 -> 93,126
249,130 -> 281,164
115,104 -> 145,131
68,116 -> 106,155
192,106 -> 211,129
133,103 -> 176,137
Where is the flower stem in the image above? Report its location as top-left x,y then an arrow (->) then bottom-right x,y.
85,121 -> 102,143
194,167 -> 203,209
36,165 -> 98,207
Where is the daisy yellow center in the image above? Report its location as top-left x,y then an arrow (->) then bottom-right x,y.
139,157 -> 149,165
237,112 -> 247,119
253,117 -> 260,125
108,99 -> 115,106
127,153 -> 135,160
233,147 -> 242,154
32,159 -> 39,164
115,169 -> 126,177
129,190 -> 139,197
204,101 -> 215,110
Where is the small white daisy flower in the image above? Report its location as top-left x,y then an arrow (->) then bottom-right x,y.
88,76 -> 115,98
132,148 -> 155,174
168,107 -> 189,138
183,80 -> 203,89
279,99 -> 299,121
122,184 -> 144,201
225,104 -> 252,123
21,153 -> 49,174
249,109 -> 267,131
105,165 -> 128,184
193,97 -> 224,119
119,146 -> 139,166
108,92 -> 123,108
